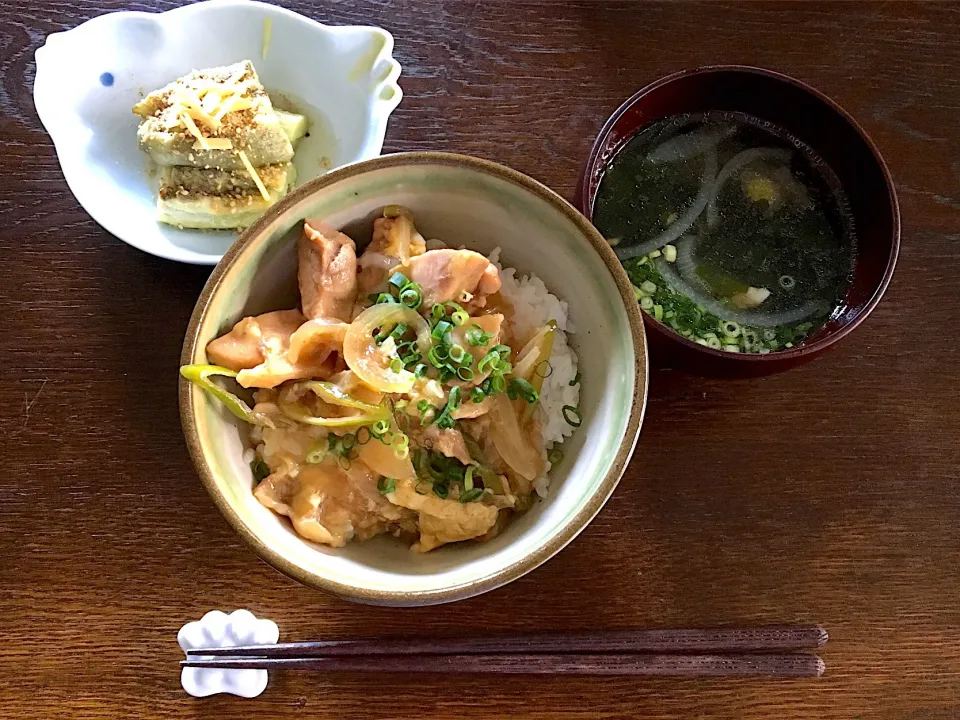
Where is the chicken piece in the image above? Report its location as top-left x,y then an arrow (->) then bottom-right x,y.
419,425 -> 473,465
298,220 -> 358,322
404,249 -> 501,308
386,478 -> 498,552
460,416 -> 508,474
254,460 -> 416,547
206,310 -> 304,371
357,215 -> 427,298
452,394 -> 494,420
229,316 -> 348,389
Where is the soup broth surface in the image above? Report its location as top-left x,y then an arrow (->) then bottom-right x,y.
593,112 -> 856,353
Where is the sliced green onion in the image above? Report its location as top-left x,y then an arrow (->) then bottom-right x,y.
491,372 -> 507,393
414,363 -> 428,379
399,285 -> 422,309
723,344 -> 741,352
632,284 -> 644,301
431,320 -> 453,341
721,320 -> 742,338
251,457 -> 270,482
470,386 -> 486,404
569,371 -> 581,387
701,332 -> 722,349
388,272 -> 408,291
663,244 -> 678,262
355,426 -> 372,445
459,487 -> 483,503
435,387 -> 461,430
457,366 -> 475,381
507,377 -> 539,403
448,386 -> 462,410
534,361 -> 553,379
392,433 -> 410,459
432,483 -> 449,499
463,466 -> 475,491
327,435 -> 341,456
179,364 -> 267,426
371,418 -> 391,437
427,346 -> 444,367
340,433 -> 357,452
641,280 -> 657,294
449,344 -> 466,364
376,292 -> 396,305
562,405 -> 582,427
431,304 -> 445,323
478,346 -> 509,374
337,455 -> 352,470
653,304 -> 663,321
465,325 -> 492,347
377,477 -> 396,495
451,310 -> 469,326
389,323 -> 408,340
547,448 -> 563,465
640,296 -> 654,310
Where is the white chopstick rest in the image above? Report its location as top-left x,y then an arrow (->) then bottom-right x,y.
178,610 -> 279,698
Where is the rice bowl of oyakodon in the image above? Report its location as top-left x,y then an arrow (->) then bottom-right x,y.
180,152 -> 647,605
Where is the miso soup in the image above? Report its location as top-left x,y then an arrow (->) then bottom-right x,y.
593,113 -> 856,353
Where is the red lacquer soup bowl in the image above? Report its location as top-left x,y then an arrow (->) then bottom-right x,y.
578,66 -> 900,377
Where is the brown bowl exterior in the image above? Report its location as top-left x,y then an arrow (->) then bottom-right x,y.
578,65 -> 900,377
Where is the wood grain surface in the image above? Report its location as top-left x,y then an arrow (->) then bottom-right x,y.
2,1 -> 959,718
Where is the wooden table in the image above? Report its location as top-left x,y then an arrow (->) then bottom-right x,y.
3,1 -> 958,717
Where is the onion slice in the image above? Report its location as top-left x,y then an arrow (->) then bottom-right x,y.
647,124 -> 735,165
615,148 -> 717,261
343,304 -> 432,393
489,393 -> 543,481
674,234 -> 702,288
655,258 -> 820,328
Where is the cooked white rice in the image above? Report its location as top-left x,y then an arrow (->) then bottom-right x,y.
489,248 -> 580,495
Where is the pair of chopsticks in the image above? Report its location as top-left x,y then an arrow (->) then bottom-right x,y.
182,625 -> 827,677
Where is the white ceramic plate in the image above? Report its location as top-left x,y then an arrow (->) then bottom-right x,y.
34,0 -> 402,264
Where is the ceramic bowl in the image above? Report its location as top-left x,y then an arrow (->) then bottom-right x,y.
578,66 -> 900,377
180,152 -> 648,606
34,0 -> 402,265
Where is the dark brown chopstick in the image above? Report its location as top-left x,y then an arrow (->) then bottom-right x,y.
186,626 -> 827,658
181,652 -> 825,677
